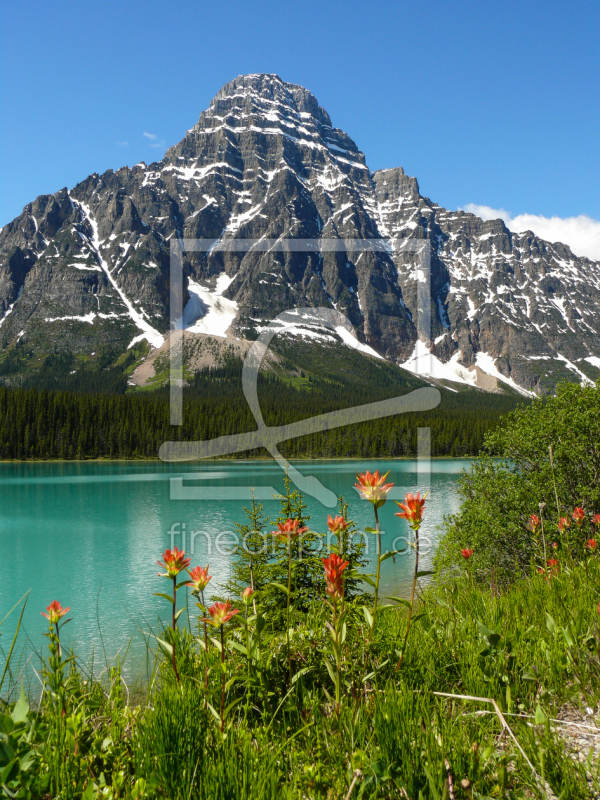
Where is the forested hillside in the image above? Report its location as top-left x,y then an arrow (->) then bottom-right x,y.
0,360 -> 524,460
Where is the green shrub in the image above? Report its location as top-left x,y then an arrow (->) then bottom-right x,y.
435,380 -> 600,584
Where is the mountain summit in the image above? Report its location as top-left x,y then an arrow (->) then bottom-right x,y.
1,73 -> 599,393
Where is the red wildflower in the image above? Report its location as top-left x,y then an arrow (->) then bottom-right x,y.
461,548 -> 474,560
272,519 -> 309,542
592,514 -> 600,527
528,514 -> 541,533
322,553 -> 349,604
552,541 -> 558,549
558,517 -> 571,533
186,565 -> 212,593
354,470 -> 394,509
573,507 -> 585,526
327,515 -> 348,534
395,492 -> 427,527
41,601 -> 70,624
539,559 -> 560,581
202,601 -> 240,627
157,547 -> 191,578
586,539 -> 597,551
241,586 -> 255,605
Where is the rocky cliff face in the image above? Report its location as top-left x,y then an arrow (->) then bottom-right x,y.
1,73 -> 599,393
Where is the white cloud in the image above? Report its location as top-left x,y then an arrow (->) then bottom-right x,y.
143,131 -> 166,150
461,203 -> 600,261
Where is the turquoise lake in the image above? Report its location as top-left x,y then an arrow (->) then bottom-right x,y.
0,459 -> 471,685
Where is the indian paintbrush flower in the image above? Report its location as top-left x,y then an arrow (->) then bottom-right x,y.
202,600 -> 240,628
156,546 -> 191,685
322,553 -> 349,604
327,514 -> 348,534
272,518 -> 309,542
187,565 -> 212,593
558,517 -> 571,533
586,539 -> 597,551
573,507 -> 586,526
241,586 -> 255,606
157,547 -> 191,578
592,514 -> 600,527
200,600 -> 239,733
354,470 -> 394,509
41,601 -> 70,624
461,548 -> 474,559
528,514 -> 541,534
396,490 -> 426,672
395,492 -> 427,527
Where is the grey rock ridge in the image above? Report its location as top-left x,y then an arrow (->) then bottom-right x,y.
1,73 -> 599,393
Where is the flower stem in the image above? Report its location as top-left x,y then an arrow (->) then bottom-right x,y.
201,589 -> 208,707
334,600 -> 340,716
372,506 -> 382,620
363,506 -> 381,671
171,575 -> 180,685
287,539 -> 292,684
244,603 -> 251,721
396,522 -> 420,671
220,624 -> 226,734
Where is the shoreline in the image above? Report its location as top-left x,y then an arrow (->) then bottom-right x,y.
0,455 -> 479,464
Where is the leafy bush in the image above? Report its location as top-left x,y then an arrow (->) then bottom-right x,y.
435,380 -> 600,584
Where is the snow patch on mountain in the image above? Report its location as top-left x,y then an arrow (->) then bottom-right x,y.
180,275 -> 238,338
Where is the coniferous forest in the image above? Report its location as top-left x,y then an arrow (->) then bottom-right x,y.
0,357 -> 525,461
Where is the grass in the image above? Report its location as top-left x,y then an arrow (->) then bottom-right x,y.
2,554 -> 600,798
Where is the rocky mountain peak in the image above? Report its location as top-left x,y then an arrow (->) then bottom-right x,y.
0,74 -> 599,395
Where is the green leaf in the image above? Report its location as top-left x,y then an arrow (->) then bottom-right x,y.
224,696 -> 244,718
156,637 -> 173,657
477,621 -> 496,640
380,550 -> 400,563
269,582 -> 290,596
324,660 -> 336,685
10,685 -> 28,725
364,527 -> 379,534
82,781 -> 95,800
359,574 -> 378,589
1,759 -> 19,784
545,613 -> 557,634
385,596 -> 412,609
256,614 -> 266,635
292,667 -> 313,684
206,702 -> 221,723
153,592 -> 174,604
210,636 -> 223,653
534,704 -> 548,725
362,607 -> 374,628
174,608 -> 185,622
416,570 -> 435,578
562,626 -> 575,648
229,641 -> 248,656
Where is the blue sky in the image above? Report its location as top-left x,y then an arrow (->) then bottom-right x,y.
1,0 -> 599,257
